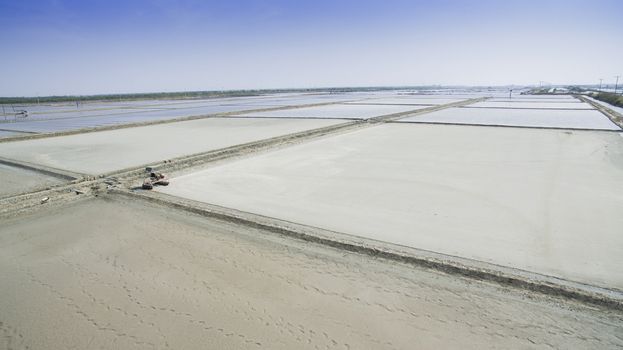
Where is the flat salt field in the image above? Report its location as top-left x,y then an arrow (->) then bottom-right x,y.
0,92 -> 481,135
0,93 -> 360,116
499,95 -> 577,100
2,99 -> 227,115
2,198 -> 621,349
2,107 -> 166,122
0,118 -> 345,175
158,123 -> 623,289
346,97 -> 465,105
466,101 -> 594,109
0,94 -> 297,112
0,104 -> 273,134
489,98 -> 584,103
230,95 -> 363,107
0,130 -> 29,138
0,92 -> 476,134
0,163 -> 64,198
397,93 -> 493,99
0,93 -> 364,134
398,107 -> 620,130
237,103 -> 429,119
116,95 -> 356,109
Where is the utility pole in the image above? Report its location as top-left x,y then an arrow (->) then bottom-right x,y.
599,78 -> 603,92
615,75 -> 621,95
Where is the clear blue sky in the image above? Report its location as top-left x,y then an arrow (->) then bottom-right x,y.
0,0 -> 621,96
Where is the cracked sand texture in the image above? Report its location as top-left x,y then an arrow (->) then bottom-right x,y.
1,197 -> 622,349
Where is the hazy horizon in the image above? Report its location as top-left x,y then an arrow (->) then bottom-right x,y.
0,84 -> 558,98
1,0 -> 621,96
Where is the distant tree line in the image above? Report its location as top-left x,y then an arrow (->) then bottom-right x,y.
0,86 -> 423,105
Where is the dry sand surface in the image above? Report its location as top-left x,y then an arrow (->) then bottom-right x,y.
159,123 -> 623,290
0,163 -> 63,198
1,197 -> 622,349
0,117 -> 344,175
